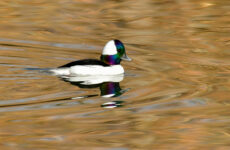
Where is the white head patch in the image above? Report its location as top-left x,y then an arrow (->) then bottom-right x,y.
102,40 -> 117,55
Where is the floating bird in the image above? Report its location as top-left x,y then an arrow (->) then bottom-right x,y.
50,39 -> 131,76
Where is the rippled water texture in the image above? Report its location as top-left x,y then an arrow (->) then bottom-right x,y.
1,0 -> 230,149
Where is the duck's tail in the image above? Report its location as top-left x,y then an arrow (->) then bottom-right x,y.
25,67 -> 70,76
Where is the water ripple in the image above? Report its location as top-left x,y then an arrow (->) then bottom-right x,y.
0,38 -> 100,50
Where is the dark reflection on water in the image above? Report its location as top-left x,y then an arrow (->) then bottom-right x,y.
59,74 -> 128,108
60,75 -> 126,97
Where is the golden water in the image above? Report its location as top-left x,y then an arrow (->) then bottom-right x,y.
1,0 -> 230,149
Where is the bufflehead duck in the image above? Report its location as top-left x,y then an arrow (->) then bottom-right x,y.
50,40 -> 131,76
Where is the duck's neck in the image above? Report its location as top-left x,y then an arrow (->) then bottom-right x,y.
100,54 -> 121,65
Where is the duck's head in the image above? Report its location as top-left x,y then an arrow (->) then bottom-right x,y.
100,40 -> 131,65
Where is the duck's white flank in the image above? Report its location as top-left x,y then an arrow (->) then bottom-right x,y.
102,40 -> 117,55
50,65 -> 124,76
61,74 -> 124,85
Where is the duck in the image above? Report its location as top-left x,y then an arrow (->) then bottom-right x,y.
50,39 -> 131,76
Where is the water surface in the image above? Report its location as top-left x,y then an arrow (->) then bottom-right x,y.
0,0 -> 230,149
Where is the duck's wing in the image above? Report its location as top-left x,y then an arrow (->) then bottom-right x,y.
58,59 -> 110,68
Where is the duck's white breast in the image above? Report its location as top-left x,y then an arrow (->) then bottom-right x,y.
70,65 -> 124,75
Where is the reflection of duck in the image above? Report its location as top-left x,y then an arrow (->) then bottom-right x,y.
50,40 -> 131,76
60,74 -> 128,98
101,101 -> 124,108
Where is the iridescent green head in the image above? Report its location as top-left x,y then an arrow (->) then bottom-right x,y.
100,40 -> 131,65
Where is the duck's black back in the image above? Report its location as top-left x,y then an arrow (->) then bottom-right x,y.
58,59 -> 110,68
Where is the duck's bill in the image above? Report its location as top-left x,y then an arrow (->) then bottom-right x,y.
121,53 -> 132,61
